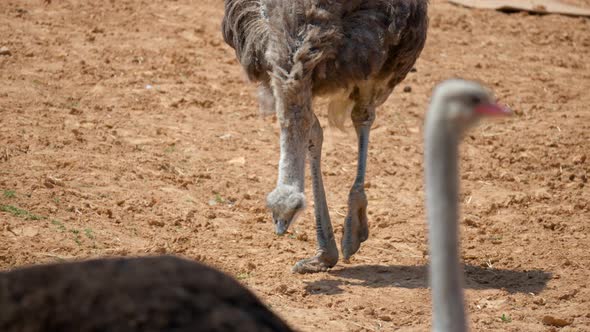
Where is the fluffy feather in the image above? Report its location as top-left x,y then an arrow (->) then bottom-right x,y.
223,0 -> 428,108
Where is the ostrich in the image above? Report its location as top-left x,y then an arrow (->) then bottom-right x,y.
424,79 -> 511,331
0,256 -> 293,332
223,0 -> 429,273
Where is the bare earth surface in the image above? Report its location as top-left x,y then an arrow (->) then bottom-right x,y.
1,0 -> 589,331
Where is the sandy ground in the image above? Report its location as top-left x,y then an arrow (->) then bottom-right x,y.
1,0 -> 589,331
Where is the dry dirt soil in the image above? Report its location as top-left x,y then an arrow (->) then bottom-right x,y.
1,0 -> 589,331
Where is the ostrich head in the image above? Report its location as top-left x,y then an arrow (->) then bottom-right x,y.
429,79 -> 511,131
267,185 -> 306,235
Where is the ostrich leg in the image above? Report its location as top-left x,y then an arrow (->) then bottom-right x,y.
342,105 -> 375,260
293,115 -> 339,273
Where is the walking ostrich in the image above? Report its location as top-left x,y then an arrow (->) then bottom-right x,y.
0,256 -> 293,332
223,0 -> 429,273
424,79 -> 510,331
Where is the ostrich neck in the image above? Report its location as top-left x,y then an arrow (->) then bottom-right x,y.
274,78 -> 313,192
425,114 -> 467,332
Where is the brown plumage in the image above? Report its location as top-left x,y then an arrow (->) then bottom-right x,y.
0,256 -> 293,332
222,0 -> 428,273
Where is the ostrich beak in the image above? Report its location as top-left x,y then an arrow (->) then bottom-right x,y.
475,103 -> 512,116
275,219 -> 288,235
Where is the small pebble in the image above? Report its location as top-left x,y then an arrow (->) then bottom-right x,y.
403,86 -> 412,93
0,47 -> 11,56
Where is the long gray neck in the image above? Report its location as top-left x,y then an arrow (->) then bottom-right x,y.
273,76 -> 313,192
425,109 -> 467,332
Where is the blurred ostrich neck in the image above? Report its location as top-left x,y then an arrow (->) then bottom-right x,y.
425,107 -> 467,332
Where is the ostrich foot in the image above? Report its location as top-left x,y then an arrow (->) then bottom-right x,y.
341,190 -> 369,260
292,251 -> 337,274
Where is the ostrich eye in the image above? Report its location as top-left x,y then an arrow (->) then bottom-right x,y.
469,95 -> 481,105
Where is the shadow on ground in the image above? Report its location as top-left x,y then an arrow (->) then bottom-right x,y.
304,264 -> 551,295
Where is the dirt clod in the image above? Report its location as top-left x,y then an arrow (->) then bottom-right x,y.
572,154 -> 586,164
296,232 -> 308,241
148,220 -> 165,227
542,315 -> 572,327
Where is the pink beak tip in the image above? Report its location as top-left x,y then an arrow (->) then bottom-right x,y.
475,103 -> 513,116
